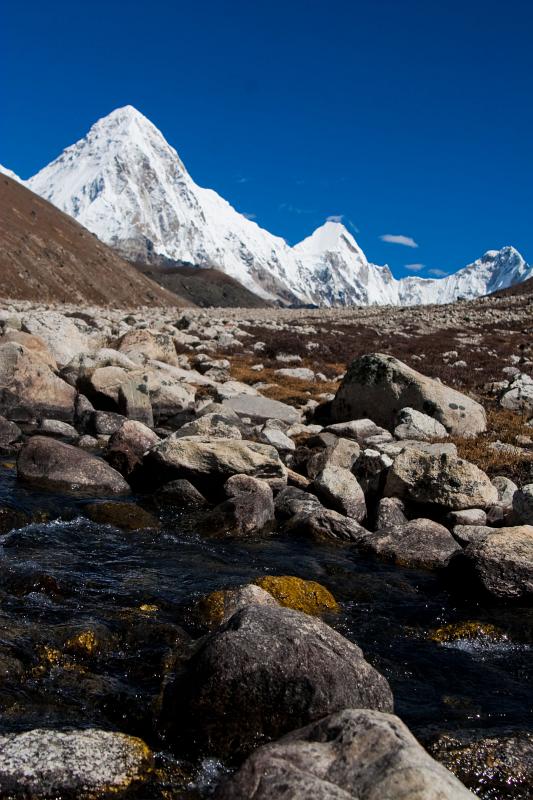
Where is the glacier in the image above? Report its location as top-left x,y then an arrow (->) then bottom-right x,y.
18,105 -> 532,306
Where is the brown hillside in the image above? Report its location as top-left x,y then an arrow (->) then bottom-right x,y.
0,174 -> 190,307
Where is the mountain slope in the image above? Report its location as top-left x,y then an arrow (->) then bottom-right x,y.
0,173 -> 190,307
25,106 -> 533,306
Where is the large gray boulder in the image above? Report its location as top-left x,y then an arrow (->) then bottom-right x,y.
285,507 -> 370,544
363,519 -> 462,570
22,311 -> 92,367
169,604 -> 393,759
145,435 -> 287,491
330,353 -> 486,436
0,728 -> 153,799
18,436 -> 130,495
222,393 -> 301,424
464,525 -> 533,598
385,448 -> 497,510
312,466 -> 366,521
0,342 -> 76,422
217,709 -> 474,799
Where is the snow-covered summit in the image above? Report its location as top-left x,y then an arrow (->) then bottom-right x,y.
23,106 -> 532,306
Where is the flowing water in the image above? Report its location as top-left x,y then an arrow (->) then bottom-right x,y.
0,461 -> 532,797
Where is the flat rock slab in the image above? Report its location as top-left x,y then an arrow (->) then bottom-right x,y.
223,393 -> 301,424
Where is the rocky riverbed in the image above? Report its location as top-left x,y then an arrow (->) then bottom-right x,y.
0,298 -> 532,799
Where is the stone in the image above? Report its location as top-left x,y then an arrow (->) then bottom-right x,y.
326,418 -> 389,444
0,506 -> 31,535
274,486 -> 322,519
374,496 -> 408,530
452,525 -> 496,546
394,406 -> 449,441
222,393 -> 301,424
254,575 -> 338,615
330,353 -> 487,436
17,436 -> 130,496
274,367 -> 315,381
513,483 -> 533,524
385,448 -> 498,510
1,328 -> 57,369
175,412 -> 243,440
198,584 -> 279,628
203,475 -> 275,538
22,311 -> 91,367
353,448 -> 392,495
36,419 -> 78,439
145,435 -> 287,493
85,410 -> 126,436
218,709 -> 474,800
464,525 -> 533,598
0,415 -> 22,452
306,437 -> 361,479
500,373 -> 533,414
285,507 -> 369,544
258,425 -> 295,453
117,328 -> 178,365
108,419 -> 160,458
155,478 -> 208,507
117,380 -> 153,427
363,518 -> 462,570
447,508 -> 487,526
0,728 -> 153,798
84,501 -> 159,530
169,604 -> 393,759
79,365 -> 131,408
312,466 -> 366,521
0,342 -> 76,422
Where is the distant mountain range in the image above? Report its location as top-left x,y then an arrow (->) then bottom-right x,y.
3,105 -> 532,306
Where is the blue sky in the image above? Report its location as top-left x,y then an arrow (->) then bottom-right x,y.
2,0 -> 532,278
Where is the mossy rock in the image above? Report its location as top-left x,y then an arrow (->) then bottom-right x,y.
254,575 -> 339,615
84,501 -> 159,531
198,584 -> 279,629
429,621 -> 506,643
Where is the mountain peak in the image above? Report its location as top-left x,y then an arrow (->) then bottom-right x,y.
294,220 -> 366,261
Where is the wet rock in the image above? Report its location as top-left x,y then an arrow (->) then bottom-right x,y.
312,465 -> 366,521
330,353 -> 487,436
0,342 -> 76,422
364,519 -> 462,570
513,483 -> 533,524
274,486 -> 322,519
0,415 -> 22,452
385,448 -> 498,510
0,506 -> 30,535
464,525 -> 533,598
198,584 -> 279,628
155,478 -> 208,507
204,475 -> 275,538
374,496 -> 408,530
426,727 -> 533,798
145,435 -> 287,493
175,412 -> 243,440
169,604 -> 393,759
285,507 -> 369,544
0,728 -> 153,798
84,501 -> 160,530
217,709 -> 474,800
428,621 -> 505,644
394,406 -> 449,441
222,393 -> 301,425
18,436 -> 130,495
254,575 -> 338,615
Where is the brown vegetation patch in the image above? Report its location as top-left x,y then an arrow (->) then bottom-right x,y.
229,356 -> 339,406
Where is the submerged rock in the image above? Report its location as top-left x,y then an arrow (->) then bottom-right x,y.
217,709 -> 474,799
364,518 -> 462,570
84,501 -> 160,530
0,728 -> 153,799
168,604 -> 393,759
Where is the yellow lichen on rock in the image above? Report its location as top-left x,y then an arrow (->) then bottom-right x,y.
254,575 -> 339,615
198,590 -> 227,628
139,603 -> 159,613
65,629 -> 99,657
429,621 -> 506,643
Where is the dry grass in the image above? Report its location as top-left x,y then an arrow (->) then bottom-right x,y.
450,407 -> 533,483
229,357 -> 340,406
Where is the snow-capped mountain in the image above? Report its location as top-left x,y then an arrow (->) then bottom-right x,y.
21,106 -> 532,306
0,164 -> 23,183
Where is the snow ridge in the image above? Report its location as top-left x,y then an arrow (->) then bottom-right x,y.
24,106 -> 532,306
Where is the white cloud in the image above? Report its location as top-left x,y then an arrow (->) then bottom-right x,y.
326,214 -> 343,223
380,234 -> 419,248
243,212 -> 257,220
428,268 -> 448,277
404,263 -> 425,272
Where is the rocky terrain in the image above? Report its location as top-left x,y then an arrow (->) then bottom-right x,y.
0,289 -> 532,798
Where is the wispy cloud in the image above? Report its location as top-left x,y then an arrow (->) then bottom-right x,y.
404,263 -> 425,272
325,214 -> 361,234
428,268 -> 448,277
380,234 -> 419,248
326,215 -> 343,223
236,177 -> 249,184
279,202 -> 315,215
242,212 -> 257,220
